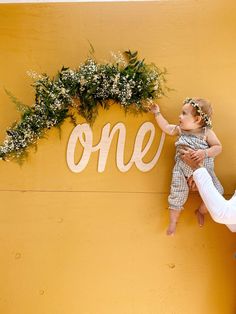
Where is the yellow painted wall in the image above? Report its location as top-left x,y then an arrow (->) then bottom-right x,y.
0,1 -> 236,313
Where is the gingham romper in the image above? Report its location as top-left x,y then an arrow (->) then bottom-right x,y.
168,127 -> 224,210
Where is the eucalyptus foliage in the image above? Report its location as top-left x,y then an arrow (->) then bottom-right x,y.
0,51 -> 169,162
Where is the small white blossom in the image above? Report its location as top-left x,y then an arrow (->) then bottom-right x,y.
110,51 -> 127,67
26,70 -> 43,80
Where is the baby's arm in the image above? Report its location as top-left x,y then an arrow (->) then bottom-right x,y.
190,129 -> 222,161
205,129 -> 222,157
149,103 -> 179,136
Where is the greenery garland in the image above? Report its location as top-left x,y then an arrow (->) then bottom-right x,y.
0,50 -> 169,163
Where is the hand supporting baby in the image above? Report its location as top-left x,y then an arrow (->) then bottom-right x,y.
190,149 -> 206,163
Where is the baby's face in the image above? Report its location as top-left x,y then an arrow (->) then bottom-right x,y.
179,103 -> 200,130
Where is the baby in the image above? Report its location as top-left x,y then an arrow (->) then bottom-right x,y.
150,98 -> 223,235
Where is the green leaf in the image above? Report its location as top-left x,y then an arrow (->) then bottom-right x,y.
5,89 -> 30,114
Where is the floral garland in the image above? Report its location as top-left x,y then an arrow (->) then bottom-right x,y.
0,50 -> 169,162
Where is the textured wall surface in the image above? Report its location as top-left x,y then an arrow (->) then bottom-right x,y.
0,1 -> 236,313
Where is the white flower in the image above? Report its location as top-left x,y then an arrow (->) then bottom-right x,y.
153,83 -> 159,91
110,51 -> 127,66
26,70 -> 43,80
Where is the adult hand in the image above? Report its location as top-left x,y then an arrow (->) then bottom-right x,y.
181,148 -> 202,191
181,148 -> 203,171
189,149 -> 205,163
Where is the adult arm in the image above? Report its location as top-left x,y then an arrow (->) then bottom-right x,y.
182,149 -> 236,228
193,167 -> 236,224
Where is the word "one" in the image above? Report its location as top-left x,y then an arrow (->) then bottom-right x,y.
66,122 -> 165,173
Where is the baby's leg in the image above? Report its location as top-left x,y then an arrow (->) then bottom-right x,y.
166,167 -> 189,235
167,209 -> 181,235
168,165 -> 189,235
195,201 -> 208,227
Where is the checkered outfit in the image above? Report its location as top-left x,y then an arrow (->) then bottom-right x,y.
168,127 -> 224,210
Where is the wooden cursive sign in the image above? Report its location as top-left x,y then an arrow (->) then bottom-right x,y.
67,122 -> 165,173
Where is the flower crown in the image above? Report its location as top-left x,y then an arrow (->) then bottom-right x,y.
183,97 -> 212,128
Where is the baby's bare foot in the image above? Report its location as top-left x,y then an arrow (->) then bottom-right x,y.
195,209 -> 205,227
166,222 -> 177,236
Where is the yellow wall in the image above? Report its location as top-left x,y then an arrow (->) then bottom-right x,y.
0,1 -> 236,313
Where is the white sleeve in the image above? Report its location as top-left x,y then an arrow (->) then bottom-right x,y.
193,168 -> 236,224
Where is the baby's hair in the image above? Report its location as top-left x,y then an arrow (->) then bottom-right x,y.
184,97 -> 212,128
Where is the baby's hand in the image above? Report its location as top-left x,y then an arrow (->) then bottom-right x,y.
190,149 -> 205,163
148,101 -> 160,115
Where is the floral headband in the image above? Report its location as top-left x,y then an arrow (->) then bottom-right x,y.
183,97 -> 212,128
